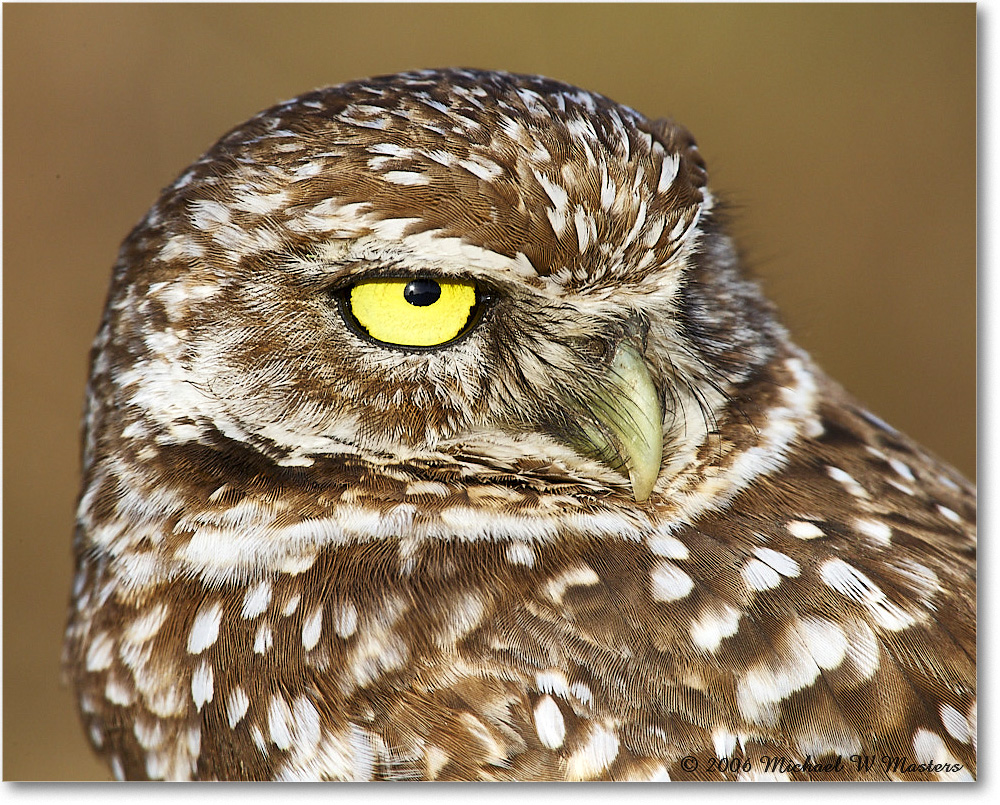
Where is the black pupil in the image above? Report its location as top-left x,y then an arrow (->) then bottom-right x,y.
403,279 -> 442,307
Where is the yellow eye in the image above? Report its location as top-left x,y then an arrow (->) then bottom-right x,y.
345,278 -> 481,347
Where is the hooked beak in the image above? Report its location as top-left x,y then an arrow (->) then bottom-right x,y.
566,339 -> 663,502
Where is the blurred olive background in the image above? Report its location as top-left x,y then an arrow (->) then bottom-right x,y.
4,3 -> 974,781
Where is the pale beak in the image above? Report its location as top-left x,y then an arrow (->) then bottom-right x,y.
570,339 -> 663,502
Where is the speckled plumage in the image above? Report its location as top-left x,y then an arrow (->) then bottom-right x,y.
64,69 -> 975,781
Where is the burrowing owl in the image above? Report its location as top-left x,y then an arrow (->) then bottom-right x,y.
64,69 -> 975,781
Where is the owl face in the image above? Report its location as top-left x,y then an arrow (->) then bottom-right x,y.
105,69 -> 773,504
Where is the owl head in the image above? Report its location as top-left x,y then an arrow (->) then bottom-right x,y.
91,68 -> 779,519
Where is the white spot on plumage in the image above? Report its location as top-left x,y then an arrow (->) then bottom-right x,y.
622,198 -> 648,250
498,114 -> 525,142
232,189 -> 289,214
278,551 -> 317,575
86,631 -> 115,672
367,142 -> 413,158
372,216 -> 422,241
752,547 -> 800,577
191,660 -> 214,710
570,682 -> 593,705
404,480 -> 451,497
290,696 -> 323,759
533,170 -> 570,236
105,674 -> 134,706
124,603 -> 169,644
436,591 -> 486,646
382,170 -> 430,186
250,724 -> 268,756
425,746 -> 450,779
787,520 -> 825,540
110,754 -> 125,781
187,601 -> 223,654
334,600 -> 359,639
133,716 -> 165,750
417,96 -> 450,114
139,670 -> 187,720
888,457 -> 917,482
845,620 -> 881,680
937,504 -> 962,524
568,89 -> 597,113
291,159 -> 325,179
158,233 -> 205,261
563,115 -> 597,144
820,558 -> 916,631
712,728 -> 738,759
738,645 -> 821,725
189,199 -> 231,231
348,598 -> 409,688
642,215 -> 666,248
459,156 -> 503,181
535,670 -> 572,699
938,474 -> 961,492
565,724 -> 620,779
423,148 -> 458,167
254,622 -> 274,654
533,695 -> 566,749
186,723 -> 202,766
302,605 -> 324,650
268,695 -> 294,750
791,730 -> 862,773
142,749 -> 171,780
690,604 -> 742,652
573,205 -> 595,252
337,109 -> 388,130
282,593 -> 301,616
275,724 -> 376,781
545,564 -> 600,603
366,155 -> 395,171
886,477 -> 916,496
657,153 -> 680,193
241,580 -> 272,618
796,618 -> 848,670
742,559 -> 781,591
650,561 -> 694,602
667,215 -> 690,242
826,465 -> 870,498
72,567 -> 88,598
505,541 -> 535,566
647,535 -> 688,559
227,686 -> 250,729
892,558 -> 940,599
940,703 -> 973,744
910,728 -> 970,780
564,510 -> 645,538
856,518 -> 893,545
516,87 -> 546,114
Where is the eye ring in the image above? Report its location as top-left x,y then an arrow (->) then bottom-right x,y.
337,277 -> 492,351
